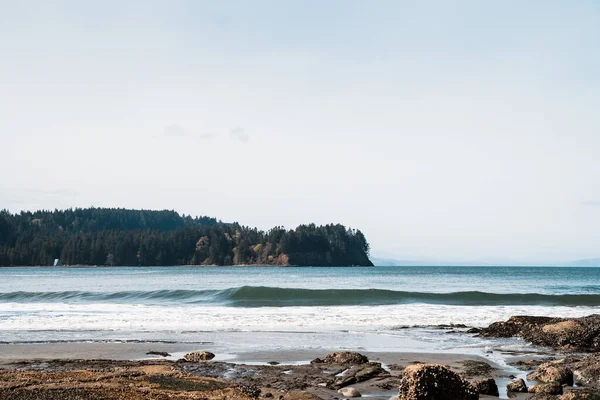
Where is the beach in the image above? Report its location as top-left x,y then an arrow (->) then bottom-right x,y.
1,266 -> 599,398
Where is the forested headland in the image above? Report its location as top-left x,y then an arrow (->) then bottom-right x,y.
0,208 -> 373,267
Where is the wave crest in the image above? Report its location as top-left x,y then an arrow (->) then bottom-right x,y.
1,286 -> 599,307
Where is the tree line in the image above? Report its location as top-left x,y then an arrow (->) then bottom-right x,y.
0,208 -> 373,266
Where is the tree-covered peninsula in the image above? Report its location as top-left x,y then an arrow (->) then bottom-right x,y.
0,208 -> 373,267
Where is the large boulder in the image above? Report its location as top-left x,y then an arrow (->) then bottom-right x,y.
528,362 -> 574,386
564,354 -> 600,387
529,382 -> 564,396
507,378 -> 528,393
479,315 -> 600,352
474,378 -> 499,396
398,364 -> 478,400
184,351 -> 215,362
323,352 -> 369,364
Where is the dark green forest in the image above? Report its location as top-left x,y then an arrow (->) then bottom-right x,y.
0,208 -> 373,267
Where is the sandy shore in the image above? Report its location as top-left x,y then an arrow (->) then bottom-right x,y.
0,341 -> 498,363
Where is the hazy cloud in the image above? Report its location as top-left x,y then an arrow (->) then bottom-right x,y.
159,125 -> 214,140
162,124 -> 187,137
581,201 -> 600,207
230,127 -> 249,143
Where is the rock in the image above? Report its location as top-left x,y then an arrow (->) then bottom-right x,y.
355,365 -> 386,381
475,377 -> 499,396
333,363 -> 389,388
398,364 -> 478,400
528,362 -> 574,386
146,351 -> 170,357
335,375 -> 357,388
529,382 -> 564,395
466,328 -> 482,334
311,358 -> 324,364
507,378 -> 528,393
236,384 -> 262,399
564,354 -> 600,387
479,315 -> 600,352
183,351 -> 216,362
338,387 -> 361,397
562,389 -> 600,399
323,352 -> 369,364
509,358 -> 550,371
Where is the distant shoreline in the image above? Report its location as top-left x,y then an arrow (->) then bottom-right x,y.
0,264 -> 597,268
0,264 -> 379,268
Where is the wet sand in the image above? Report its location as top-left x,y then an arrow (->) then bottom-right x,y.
0,341 -> 507,367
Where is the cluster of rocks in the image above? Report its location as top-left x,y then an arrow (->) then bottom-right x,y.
394,312 -> 600,400
177,347 -> 600,399
477,314 -> 600,400
479,315 -> 600,352
395,360 -> 600,400
520,355 -> 600,399
312,351 -> 370,365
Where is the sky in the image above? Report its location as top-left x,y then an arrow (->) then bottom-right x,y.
1,0 -> 599,264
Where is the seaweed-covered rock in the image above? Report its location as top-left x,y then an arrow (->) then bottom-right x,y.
183,351 -> 216,362
236,384 -> 261,399
474,377 -> 499,396
398,364 -> 478,400
146,351 -> 170,357
507,378 -> 528,393
479,315 -> 600,352
529,382 -> 563,396
323,352 -> 369,364
528,362 -> 574,386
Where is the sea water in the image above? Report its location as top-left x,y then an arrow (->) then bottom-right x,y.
0,266 -> 599,357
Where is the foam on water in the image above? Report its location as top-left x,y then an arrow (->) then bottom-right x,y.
0,302 -> 597,334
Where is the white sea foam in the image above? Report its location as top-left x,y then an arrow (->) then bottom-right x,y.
0,302 -> 597,334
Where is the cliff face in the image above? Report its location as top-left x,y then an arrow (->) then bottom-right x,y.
0,208 -> 372,267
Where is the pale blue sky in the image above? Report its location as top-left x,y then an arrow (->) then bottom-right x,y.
1,1 -> 599,263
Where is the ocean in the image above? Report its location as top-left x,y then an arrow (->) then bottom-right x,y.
1,266 -> 599,360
